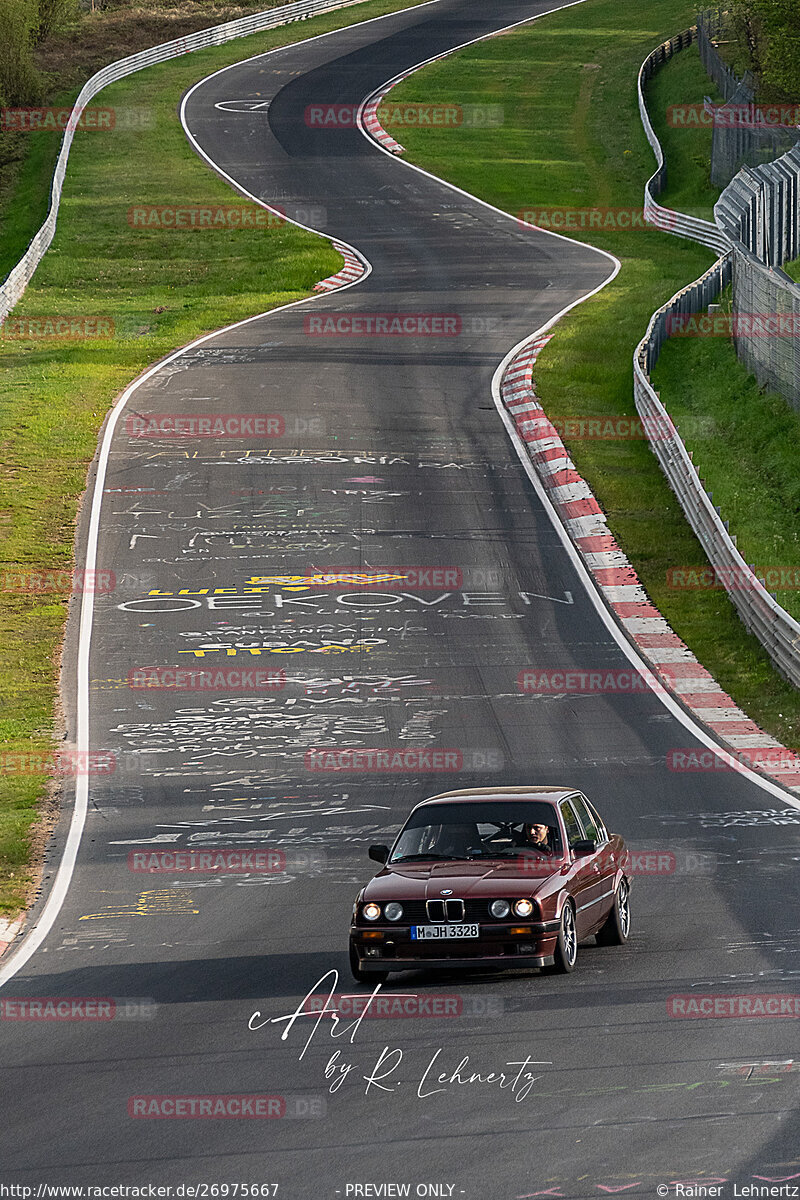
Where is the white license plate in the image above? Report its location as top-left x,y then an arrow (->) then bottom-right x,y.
411,924 -> 480,940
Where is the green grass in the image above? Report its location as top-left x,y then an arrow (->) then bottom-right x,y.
388,0 -> 800,749
645,43 -> 723,219
0,0 -> 430,917
651,290 -> 800,626
785,259 -> 800,283
0,0 -> 314,284
0,132 -> 63,283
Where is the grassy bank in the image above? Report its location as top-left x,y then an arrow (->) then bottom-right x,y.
388,0 -> 800,748
0,0 -> 295,283
651,297 -> 800,627
0,0 -> 430,917
644,43 -> 722,219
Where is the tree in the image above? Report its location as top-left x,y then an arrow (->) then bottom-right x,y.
730,0 -> 800,101
34,0 -> 78,44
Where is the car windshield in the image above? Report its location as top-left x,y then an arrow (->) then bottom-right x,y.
389,801 -> 564,863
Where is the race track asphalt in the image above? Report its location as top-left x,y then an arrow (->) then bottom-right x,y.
1,0 -> 799,1194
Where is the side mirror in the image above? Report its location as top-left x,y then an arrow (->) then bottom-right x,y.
572,838 -> 597,856
369,844 -> 389,864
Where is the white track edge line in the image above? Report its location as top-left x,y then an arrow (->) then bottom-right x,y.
3,0 -> 793,988
0,0 -> 460,987
355,0 -> 620,265
491,339 -> 800,808
0,281 -> 377,988
353,2 -> 800,808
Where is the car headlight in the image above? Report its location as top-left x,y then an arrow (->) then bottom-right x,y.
363,902 -> 381,921
490,899 -> 510,918
384,902 -> 404,922
513,898 -> 534,918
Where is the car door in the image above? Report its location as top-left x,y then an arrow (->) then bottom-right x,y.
570,792 -> 617,931
559,798 -> 601,940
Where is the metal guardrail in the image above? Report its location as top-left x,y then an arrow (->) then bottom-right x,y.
0,0 -> 372,325
633,263 -> 800,688
637,28 -> 730,254
715,145 -> 800,408
634,31 -> 800,688
6,3 -> 800,684
715,145 -> 800,268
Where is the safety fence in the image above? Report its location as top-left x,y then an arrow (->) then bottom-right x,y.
634,32 -> 800,688
697,8 -> 799,187
4,0 -> 800,685
0,0 -> 373,326
715,144 -> 800,408
696,6 -> 753,102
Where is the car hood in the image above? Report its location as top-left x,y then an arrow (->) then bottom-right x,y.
363,858 -> 570,900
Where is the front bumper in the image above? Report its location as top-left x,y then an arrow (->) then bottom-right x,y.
350,919 -> 560,973
354,952 -> 551,973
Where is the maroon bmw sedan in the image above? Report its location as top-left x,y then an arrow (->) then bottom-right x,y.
349,787 -> 631,981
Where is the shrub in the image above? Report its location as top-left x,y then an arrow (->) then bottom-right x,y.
0,0 -> 40,105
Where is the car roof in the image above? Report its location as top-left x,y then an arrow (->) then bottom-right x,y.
414,787 -> 577,809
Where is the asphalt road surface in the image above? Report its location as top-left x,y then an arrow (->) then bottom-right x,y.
2,0 -> 800,1194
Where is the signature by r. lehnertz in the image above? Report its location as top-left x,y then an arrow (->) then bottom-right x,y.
248,969 -> 550,1102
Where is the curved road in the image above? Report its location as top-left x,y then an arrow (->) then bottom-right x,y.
2,0 -> 800,1194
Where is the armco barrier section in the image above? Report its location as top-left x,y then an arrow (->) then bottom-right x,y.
633,261 -> 800,689
715,145 -> 800,408
634,33 -> 800,688
0,0 -> 372,326
637,27 -> 730,254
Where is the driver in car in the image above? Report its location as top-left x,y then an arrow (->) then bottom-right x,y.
517,822 -> 556,854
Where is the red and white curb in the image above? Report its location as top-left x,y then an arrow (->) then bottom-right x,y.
313,240 -> 367,292
501,337 -> 800,794
0,916 -> 23,960
362,84 -> 406,155
360,44 -> 467,158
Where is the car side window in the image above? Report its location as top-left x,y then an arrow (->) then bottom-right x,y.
570,794 -> 602,843
560,800 -> 585,848
583,795 -> 609,842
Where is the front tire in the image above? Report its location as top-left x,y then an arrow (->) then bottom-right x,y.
595,878 -> 631,946
349,940 -> 389,985
550,902 -> 578,973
